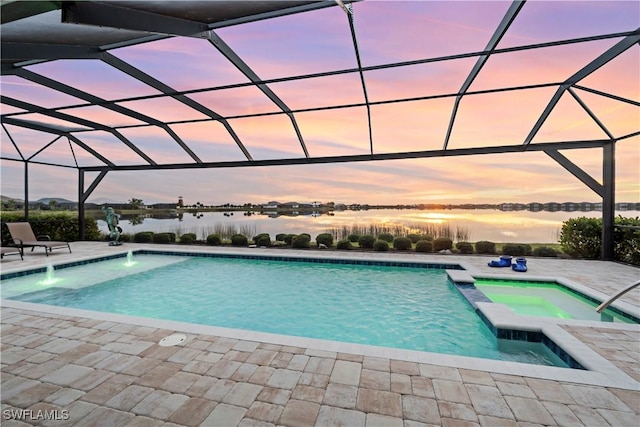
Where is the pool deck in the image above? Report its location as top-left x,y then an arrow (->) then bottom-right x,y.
1,242 -> 639,426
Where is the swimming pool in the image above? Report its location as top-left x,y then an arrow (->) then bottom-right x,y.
474,279 -> 638,323
0,252 -> 569,367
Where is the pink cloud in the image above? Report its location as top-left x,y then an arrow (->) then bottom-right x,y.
62,105 -> 146,128
188,86 -> 279,118
356,1 -> 509,65
168,121 -> 247,162
499,1 -> 640,48
0,76 -> 86,108
27,59 -> 161,100
112,37 -> 252,92
470,39 -> 623,92
293,107 -> 371,157
217,5 -> 357,80
116,97 -> 209,123
365,57 -> 478,102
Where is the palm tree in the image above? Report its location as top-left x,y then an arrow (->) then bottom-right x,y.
128,198 -> 143,209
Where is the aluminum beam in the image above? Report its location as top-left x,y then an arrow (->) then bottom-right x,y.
544,149 -> 603,197
567,88 -> 614,140
7,68 -> 202,163
2,43 -> 100,61
207,32 -> 309,158
62,1 -> 209,37
343,3 -> 373,155
573,85 -> 640,107
28,135 -> 63,162
79,139 -> 608,172
61,1 -> 340,38
1,116 -> 84,134
523,31 -> 640,146
443,0 -> 525,150
602,142 -> 616,260
1,123 -> 24,160
100,52 -> 253,161
1,1 -> 61,25
1,95 -> 156,165
57,1 -> 343,54
65,135 -> 115,168
78,169 -> 108,239
3,118 -> 114,166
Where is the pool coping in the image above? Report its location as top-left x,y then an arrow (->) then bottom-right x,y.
2,247 -> 639,391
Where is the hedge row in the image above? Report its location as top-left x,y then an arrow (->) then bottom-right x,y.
4,213 -> 636,265
0,212 -> 101,245
560,216 -> 639,265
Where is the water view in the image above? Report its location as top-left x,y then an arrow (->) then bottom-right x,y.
95,208 -> 633,244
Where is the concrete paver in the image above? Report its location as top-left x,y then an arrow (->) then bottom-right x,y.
1,243 -> 639,426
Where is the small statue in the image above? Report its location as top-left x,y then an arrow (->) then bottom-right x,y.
102,206 -> 123,246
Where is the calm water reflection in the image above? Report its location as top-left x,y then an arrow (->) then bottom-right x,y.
95,208 -> 628,243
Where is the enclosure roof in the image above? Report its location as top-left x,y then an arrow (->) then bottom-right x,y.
1,0 -> 638,172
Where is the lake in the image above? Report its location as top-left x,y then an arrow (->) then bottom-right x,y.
95,208 -> 637,244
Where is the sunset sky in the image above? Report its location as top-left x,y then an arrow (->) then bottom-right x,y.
1,0 -> 638,206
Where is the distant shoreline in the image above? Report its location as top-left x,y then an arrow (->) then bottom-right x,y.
92,201 -> 638,214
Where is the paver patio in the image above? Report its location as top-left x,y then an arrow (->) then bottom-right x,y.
1,243 -> 639,426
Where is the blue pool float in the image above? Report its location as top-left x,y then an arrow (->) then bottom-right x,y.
488,255 -> 512,267
512,257 -> 527,272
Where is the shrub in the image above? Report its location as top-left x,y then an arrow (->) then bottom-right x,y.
179,233 -> 197,244
559,217 -> 601,259
407,234 -> 421,244
134,231 -> 154,243
256,235 -> 271,247
420,235 -> 434,242
347,234 -> 360,243
501,243 -> 531,257
252,233 -> 270,244
433,237 -> 453,252
153,232 -> 176,244
456,242 -> 474,254
614,216 -> 640,265
283,234 -> 296,245
336,239 -> 353,250
231,234 -> 248,246
533,246 -> 557,257
292,234 -> 311,249
373,240 -> 389,251
393,237 -> 412,251
0,212 -> 101,244
275,233 -> 287,242
358,234 -> 376,249
316,233 -> 334,247
475,240 -> 496,254
415,240 -> 433,253
378,233 -> 394,243
560,216 -> 640,265
206,234 -> 222,246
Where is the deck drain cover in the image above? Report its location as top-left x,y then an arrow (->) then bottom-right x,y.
159,333 -> 186,347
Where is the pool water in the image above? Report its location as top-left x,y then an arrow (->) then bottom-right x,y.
2,254 -> 566,366
474,279 -> 636,323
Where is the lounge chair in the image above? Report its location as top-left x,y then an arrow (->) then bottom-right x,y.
1,242 -> 23,260
5,222 -> 71,256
